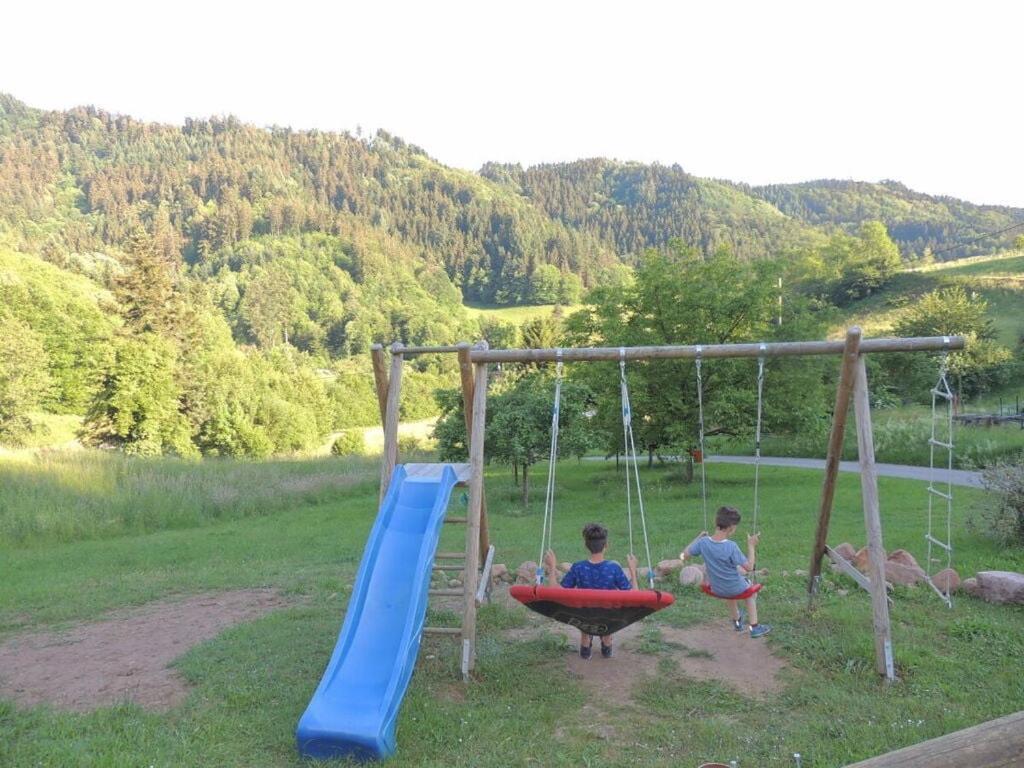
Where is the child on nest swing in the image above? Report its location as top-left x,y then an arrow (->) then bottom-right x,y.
682,505 -> 772,638
544,523 -> 639,659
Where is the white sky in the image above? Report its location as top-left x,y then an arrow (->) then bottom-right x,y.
2,0 -> 1022,206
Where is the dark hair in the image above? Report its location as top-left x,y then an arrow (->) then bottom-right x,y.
715,506 -> 742,530
582,523 -> 608,554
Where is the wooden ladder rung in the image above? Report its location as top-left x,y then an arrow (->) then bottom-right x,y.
444,517 -> 467,524
432,565 -> 460,572
429,588 -> 463,597
423,626 -> 462,636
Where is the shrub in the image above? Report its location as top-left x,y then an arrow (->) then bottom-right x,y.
972,457 -> 1024,547
331,429 -> 366,456
398,434 -> 424,454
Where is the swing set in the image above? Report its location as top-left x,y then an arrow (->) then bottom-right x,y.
370,327 -> 963,682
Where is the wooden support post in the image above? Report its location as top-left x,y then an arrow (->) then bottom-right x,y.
458,342 -> 489,554
380,344 -> 404,503
370,344 -> 389,427
844,709 -> 1024,767
808,327 -> 862,597
852,354 -> 895,681
461,358 -> 489,677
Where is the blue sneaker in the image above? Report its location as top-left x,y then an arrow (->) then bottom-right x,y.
733,611 -> 745,632
750,624 -> 772,639
600,642 -> 613,659
580,643 -> 592,659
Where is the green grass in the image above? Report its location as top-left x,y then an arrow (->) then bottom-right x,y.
2,456 -> 1023,766
0,451 -> 378,546
463,302 -> 579,324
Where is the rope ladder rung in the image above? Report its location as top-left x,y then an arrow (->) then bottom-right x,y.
925,533 -> 953,552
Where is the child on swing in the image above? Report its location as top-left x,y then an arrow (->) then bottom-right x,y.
681,506 -> 771,638
544,523 -> 639,659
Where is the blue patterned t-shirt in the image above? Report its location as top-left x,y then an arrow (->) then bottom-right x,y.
559,559 -> 632,590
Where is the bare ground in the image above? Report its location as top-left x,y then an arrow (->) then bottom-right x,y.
509,620 -> 787,701
0,589 -> 289,712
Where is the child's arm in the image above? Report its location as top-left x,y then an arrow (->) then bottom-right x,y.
739,533 -> 760,573
544,549 -> 559,583
679,531 -> 708,562
626,553 -> 639,589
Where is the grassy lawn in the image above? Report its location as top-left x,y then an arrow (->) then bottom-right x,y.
834,250 -> 1024,347
1,454 -> 1022,767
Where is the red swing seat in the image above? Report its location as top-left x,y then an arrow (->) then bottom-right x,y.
510,585 -> 675,637
700,581 -> 763,600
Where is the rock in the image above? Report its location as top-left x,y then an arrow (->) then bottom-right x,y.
972,571 -> 1024,604
558,562 -> 572,573
490,563 -> 508,583
931,567 -> 960,594
854,546 -> 886,573
962,577 -> 980,597
884,560 -> 926,586
448,578 -> 463,588
833,542 -> 857,562
793,569 -> 808,577
656,558 -> 684,576
679,565 -> 705,586
516,561 -> 538,585
887,549 -> 921,569
782,570 -> 790,578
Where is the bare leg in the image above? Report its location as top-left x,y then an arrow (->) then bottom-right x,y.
746,594 -> 759,626
600,634 -> 612,648
729,599 -> 741,622
580,631 -> 592,649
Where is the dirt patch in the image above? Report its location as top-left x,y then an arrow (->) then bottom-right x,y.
508,620 -> 787,700
0,589 -> 289,712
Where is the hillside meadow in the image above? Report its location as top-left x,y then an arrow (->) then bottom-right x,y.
1,451 -> 1022,766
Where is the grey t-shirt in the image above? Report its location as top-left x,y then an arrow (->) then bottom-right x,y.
688,536 -> 749,597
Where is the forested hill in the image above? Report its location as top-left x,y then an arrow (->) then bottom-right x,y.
750,180 -> 1024,259
481,160 -> 1024,262
479,159 -> 823,260
0,93 -> 615,306
4,94 -> 1020,305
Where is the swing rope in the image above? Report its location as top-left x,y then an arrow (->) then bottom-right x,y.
752,347 -> 766,536
536,352 -> 563,584
695,347 -> 709,533
924,344 -> 955,607
620,351 -> 656,588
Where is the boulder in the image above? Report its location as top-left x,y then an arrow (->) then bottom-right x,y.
854,546 -> 886,573
516,561 -> 538,585
833,542 -> 857,562
679,565 -> 705,586
884,560 -> 926,586
490,563 -> 509,583
931,567 -> 960,594
972,571 -> 1024,604
962,577 -> 980,597
888,549 -> 921,569
656,558 -> 684,576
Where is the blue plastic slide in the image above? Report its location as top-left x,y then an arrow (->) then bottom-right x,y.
296,464 -> 459,761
